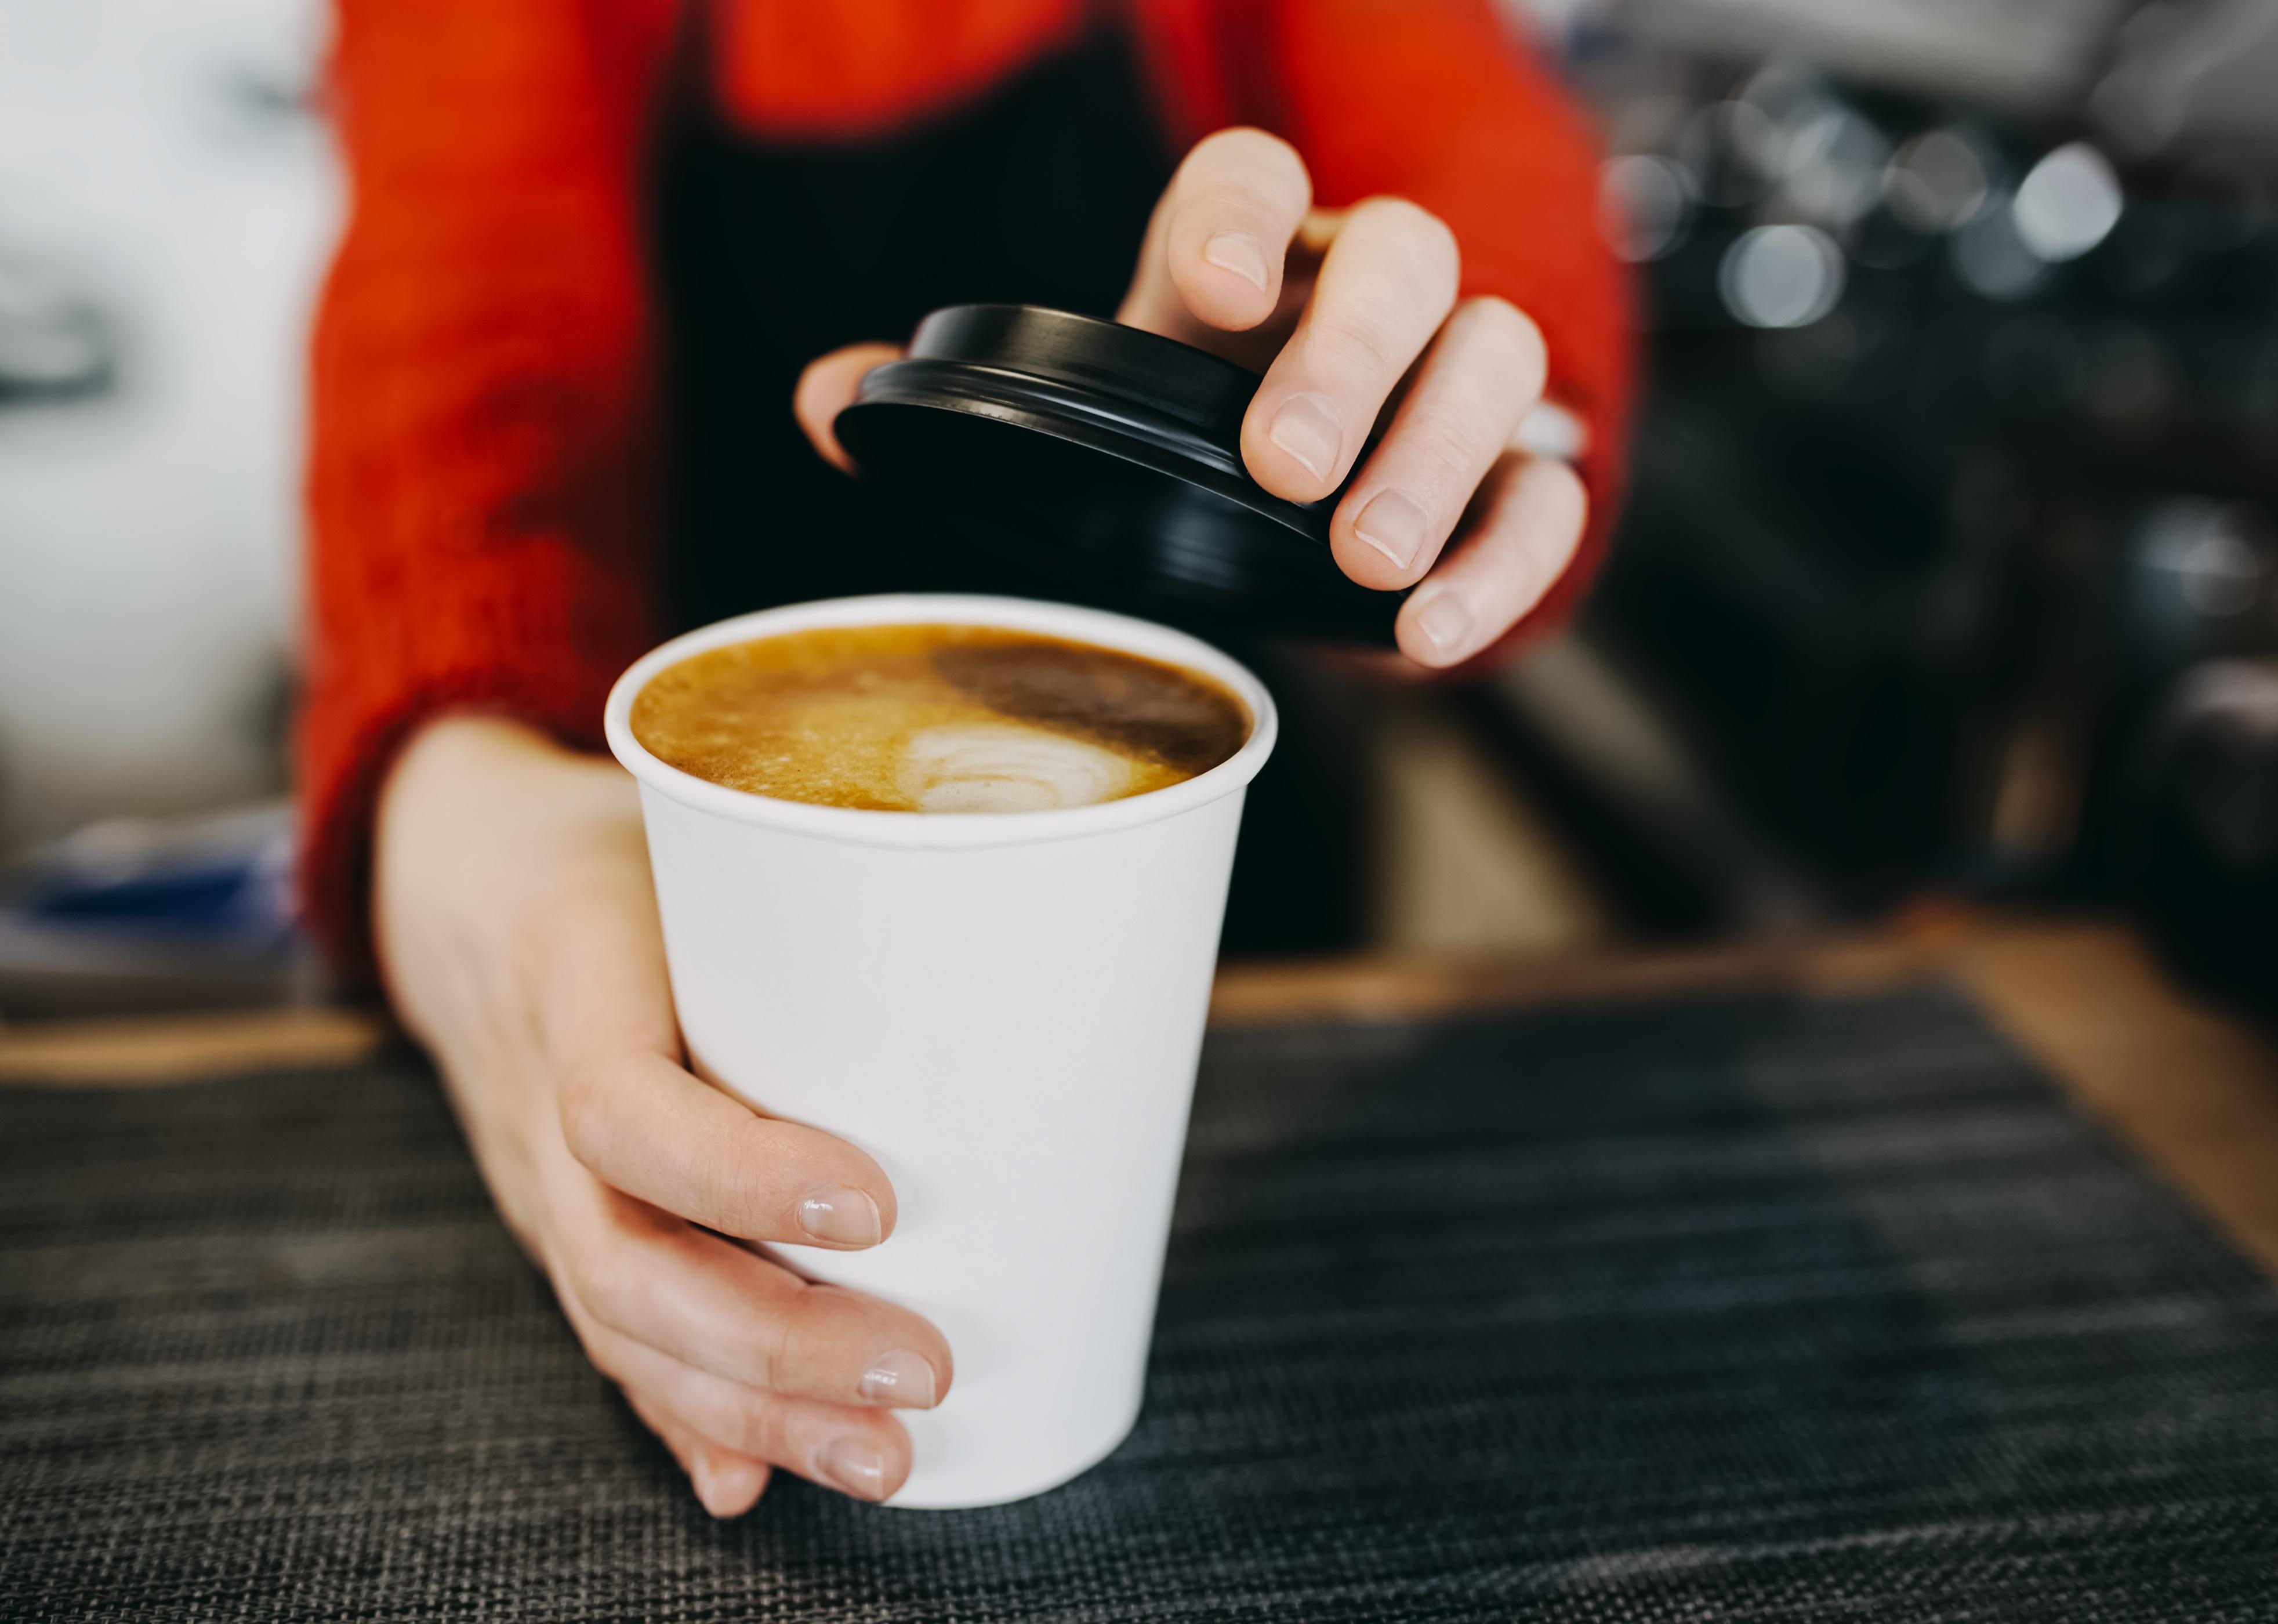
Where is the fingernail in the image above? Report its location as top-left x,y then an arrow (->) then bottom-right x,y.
796,1187 -> 882,1246
859,1348 -> 938,1409
1410,589 -> 1475,660
1202,230 -> 1270,291
817,1436 -> 888,1500
1354,490 -> 1429,571
1268,392 -> 1341,481
692,1451 -> 760,1518
712,1455 -> 764,1513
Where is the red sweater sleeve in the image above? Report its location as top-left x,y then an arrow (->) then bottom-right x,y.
1143,0 -> 1635,650
299,0 -> 679,980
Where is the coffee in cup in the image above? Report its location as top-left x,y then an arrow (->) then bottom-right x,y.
628,624 -> 1249,814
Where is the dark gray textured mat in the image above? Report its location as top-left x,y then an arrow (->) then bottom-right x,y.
5,985 -> 2278,1621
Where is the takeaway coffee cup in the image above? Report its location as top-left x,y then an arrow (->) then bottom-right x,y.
603,593 -> 1278,1507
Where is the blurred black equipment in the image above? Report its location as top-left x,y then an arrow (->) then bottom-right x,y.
1485,9 -> 2278,1006
2125,658 -> 2278,1015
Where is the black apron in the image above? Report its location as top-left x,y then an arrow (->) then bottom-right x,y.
650,14 -> 1366,952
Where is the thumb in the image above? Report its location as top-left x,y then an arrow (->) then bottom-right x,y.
793,342 -> 904,472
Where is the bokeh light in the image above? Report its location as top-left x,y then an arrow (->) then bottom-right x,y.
1599,154 -> 1695,263
1719,224 -> 1845,329
1883,129 -> 1991,234
2013,142 -> 2124,263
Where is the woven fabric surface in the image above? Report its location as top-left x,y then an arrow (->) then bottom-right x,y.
4,985 -> 2277,1621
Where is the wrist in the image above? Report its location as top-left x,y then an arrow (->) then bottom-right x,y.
373,713 -> 634,1035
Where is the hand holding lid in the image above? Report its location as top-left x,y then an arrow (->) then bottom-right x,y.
799,129 -> 1588,665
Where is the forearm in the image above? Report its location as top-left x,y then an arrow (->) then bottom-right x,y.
372,717 -> 637,1239
299,0 -> 679,979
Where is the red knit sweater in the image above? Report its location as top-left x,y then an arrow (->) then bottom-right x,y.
301,0 -> 1634,976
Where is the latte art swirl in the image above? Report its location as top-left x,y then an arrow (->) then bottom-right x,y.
898,724 -> 1141,813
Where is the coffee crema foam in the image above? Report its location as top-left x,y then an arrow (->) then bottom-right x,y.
629,624 -> 1251,813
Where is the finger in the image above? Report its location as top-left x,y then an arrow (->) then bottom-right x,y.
1395,454 -> 1588,668
558,1046 -> 897,1249
1329,297 -> 1547,590
552,1187 -> 953,1410
793,342 -> 903,472
608,1329 -> 910,1504
529,854 -> 897,1252
625,1390 -> 772,1518
1242,197 -> 1460,503
1119,127 -> 1311,337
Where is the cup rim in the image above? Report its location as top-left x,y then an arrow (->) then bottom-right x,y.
603,593 -> 1279,849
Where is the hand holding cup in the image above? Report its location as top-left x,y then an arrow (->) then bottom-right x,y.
375,717 -> 952,1516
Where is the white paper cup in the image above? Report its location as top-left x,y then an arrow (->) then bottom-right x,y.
604,593 -> 1277,1507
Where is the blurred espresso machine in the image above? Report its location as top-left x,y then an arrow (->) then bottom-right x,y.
1497,0 -> 2278,1010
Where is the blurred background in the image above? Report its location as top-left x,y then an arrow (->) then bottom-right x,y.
0,0 -> 335,1012
2,0 -> 2274,1017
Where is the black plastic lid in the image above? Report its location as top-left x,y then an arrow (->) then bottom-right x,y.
834,304 -> 1399,644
